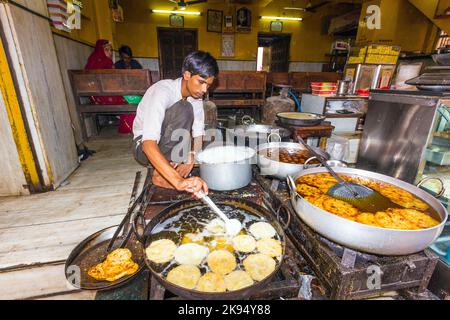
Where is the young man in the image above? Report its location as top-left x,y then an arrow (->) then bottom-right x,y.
133,51 -> 218,195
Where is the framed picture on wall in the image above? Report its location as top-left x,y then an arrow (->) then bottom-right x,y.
224,15 -> 233,32
236,7 -> 251,32
169,14 -> 184,28
221,33 -> 235,57
270,21 -> 283,32
207,10 -> 223,33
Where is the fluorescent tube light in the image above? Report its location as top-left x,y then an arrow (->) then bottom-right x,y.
152,9 -> 201,16
260,16 -> 303,21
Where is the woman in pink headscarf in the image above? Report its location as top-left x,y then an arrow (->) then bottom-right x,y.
85,39 -> 127,105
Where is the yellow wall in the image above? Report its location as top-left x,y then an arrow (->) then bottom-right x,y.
52,0 -> 114,47
115,0 -> 353,62
356,0 -> 439,53
409,0 -> 450,35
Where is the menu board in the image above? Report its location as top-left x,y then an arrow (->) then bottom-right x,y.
347,45 -> 400,65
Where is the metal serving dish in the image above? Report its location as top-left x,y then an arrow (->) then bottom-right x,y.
257,142 -> 329,180
287,167 -> 448,256
65,225 -> 145,290
141,199 -> 288,300
276,112 -> 326,127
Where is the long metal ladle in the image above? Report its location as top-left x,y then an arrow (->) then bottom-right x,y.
196,190 -> 242,236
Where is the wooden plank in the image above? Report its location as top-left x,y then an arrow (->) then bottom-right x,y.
37,290 -> 96,300
0,264 -> 72,300
0,215 -> 123,269
9,5 -> 78,188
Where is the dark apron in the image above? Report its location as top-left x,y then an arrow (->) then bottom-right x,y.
133,99 -> 194,167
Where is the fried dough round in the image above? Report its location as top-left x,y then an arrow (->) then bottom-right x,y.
256,238 -> 282,258
205,218 -> 226,234
145,239 -> 177,264
355,213 -> 379,227
207,250 -> 237,275
174,243 -> 209,266
243,254 -> 276,281
88,248 -> 139,282
249,222 -> 277,239
296,184 -> 323,197
232,235 -> 256,253
322,197 -> 359,217
166,265 -> 201,289
389,208 -> 440,229
196,272 -> 226,292
224,270 -> 254,291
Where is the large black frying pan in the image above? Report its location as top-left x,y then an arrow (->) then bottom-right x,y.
135,198 -> 289,300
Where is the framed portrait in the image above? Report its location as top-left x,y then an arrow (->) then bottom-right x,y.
169,14 -> 184,28
221,33 -> 235,57
270,21 -> 283,32
236,7 -> 251,32
207,10 -> 223,33
224,15 -> 233,32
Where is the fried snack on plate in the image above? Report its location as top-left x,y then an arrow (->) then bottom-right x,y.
207,250 -> 237,275
224,270 -> 254,291
243,254 -> 276,281
145,239 -> 177,264
256,238 -> 282,258
88,248 -> 139,282
196,272 -> 227,292
174,243 -> 209,266
166,265 -> 201,289
232,235 -> 256,253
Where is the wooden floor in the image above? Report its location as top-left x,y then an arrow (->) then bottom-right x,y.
0,128 -> 146,300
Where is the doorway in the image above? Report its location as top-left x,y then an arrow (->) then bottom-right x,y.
257,33 -> 291,72
158,28 -> 198,80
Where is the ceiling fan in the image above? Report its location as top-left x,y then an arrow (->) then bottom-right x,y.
169,0 -> 208,9
284,1 -> 331,13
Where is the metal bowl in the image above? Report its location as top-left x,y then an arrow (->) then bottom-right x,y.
257,142 -> 329,180
228,124 -> 292,146
65,225 -> 145,290
142,199 -> 288,300
287,167 -> 448,256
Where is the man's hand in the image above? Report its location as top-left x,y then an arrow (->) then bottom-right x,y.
175,163 -> 194,178
175,176 -> 208,195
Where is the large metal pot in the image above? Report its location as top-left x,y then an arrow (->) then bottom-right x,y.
141,198 -> 288,300
257,142 -> 329,180
287,167 -> 448,256
227,124 -> 292,147
196,146 -> 255,191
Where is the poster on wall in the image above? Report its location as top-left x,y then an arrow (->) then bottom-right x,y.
224,15 -> 233,32
236,7 -> 251,32
221,33 -> 235,57
207,10 -> 223,33
47,0 -> 82,32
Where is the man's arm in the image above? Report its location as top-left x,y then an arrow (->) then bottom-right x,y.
142,140 -> 208,194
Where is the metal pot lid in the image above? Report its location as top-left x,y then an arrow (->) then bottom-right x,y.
277,112 -> 325,121
230,124 -> 291,137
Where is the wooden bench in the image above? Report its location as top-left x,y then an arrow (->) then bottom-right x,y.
208,71 -> 267,119
69,69 -> 152,140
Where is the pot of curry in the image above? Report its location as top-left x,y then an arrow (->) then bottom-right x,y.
288,167 -> 448,256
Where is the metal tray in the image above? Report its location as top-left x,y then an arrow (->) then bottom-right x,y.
276,112 -> 325,127
65,225 -> 145,291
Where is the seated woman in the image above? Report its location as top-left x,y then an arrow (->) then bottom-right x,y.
85,39 -> 126,105
115,45 -> 142,69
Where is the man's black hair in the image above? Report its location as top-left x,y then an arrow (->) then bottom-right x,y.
119,45 -> 133,57
182,51 -> 219,78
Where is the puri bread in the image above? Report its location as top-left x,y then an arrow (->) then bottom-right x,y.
205,218 -> 225,234
249,222 -> 276,239
243,253 -> 276,281
224,270 -> 254,291
207,249 -> 237,275
174,243 -> 209,266
166,265 -> 201,289
145,239 -> 177,264
256,238 -> 282,258
232,235 -> 256,253
196,272 -> 226,292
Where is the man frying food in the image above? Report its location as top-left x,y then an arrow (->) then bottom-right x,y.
133,51 -> 218,195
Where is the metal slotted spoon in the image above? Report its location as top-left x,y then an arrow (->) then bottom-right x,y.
196,190 -> 242,236
297,137 -> 397,213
